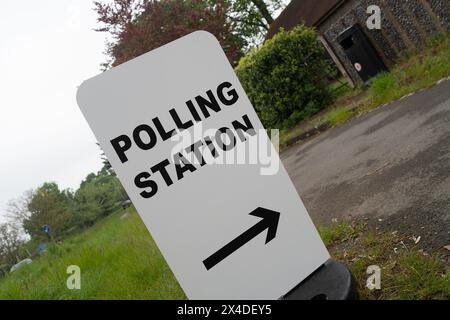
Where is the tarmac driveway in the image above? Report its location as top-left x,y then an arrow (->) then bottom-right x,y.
281,79 -> 450,251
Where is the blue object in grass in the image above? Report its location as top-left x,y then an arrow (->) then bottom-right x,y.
41,224 -> 50,234
36,242 -> 48,255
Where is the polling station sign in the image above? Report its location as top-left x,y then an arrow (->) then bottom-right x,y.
76,31 -> 329,299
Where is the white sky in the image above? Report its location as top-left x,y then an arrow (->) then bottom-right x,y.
0,0 -> 109,221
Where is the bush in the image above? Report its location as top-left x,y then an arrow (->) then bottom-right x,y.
235,26 -> 334,129
73,173 -> 126,228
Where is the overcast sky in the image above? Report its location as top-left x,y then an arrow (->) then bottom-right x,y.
0,0 -> 108,221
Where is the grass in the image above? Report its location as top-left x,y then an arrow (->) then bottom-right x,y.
0,208 -> 185,299
0,207 -> 447,299
318,220 -> 363,246
280,33 -> 450,150
319,220 -> 450,300
368,34 -> 450,107
326,106 -> 354,127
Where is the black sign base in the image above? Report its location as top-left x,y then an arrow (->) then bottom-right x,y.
281,259 -> 359,300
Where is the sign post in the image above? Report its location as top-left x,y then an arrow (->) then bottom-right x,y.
76,31 -> 330,299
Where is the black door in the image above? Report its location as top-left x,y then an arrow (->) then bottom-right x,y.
337,24 -> 387,82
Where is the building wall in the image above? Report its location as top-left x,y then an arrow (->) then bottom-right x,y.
317,0 -> 450,83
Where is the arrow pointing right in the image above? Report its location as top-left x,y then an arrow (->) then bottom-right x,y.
203,207 -> 280,271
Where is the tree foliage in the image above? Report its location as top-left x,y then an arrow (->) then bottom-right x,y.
0,223 -> 24,273
0,167 -> 127,273
5,189 -> 34,228
235,26 -> 334,129
23,183 -> 72,240
4,164 -> 127,245
94,0 -> 286,68
223,0 -> 285,48
94,0 -> 244,67
74,168 -> 127,227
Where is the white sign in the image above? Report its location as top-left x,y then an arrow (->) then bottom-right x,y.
76,31 -> 329,299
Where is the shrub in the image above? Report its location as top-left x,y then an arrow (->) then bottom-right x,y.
235,25 -> 334,129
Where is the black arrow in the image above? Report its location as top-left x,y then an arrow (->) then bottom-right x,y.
203,207 -> 280,271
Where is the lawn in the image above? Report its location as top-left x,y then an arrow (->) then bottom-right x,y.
0,208 -> 185,299
0,207 -> 447,299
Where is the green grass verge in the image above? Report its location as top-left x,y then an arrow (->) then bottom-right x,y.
1,208 -> 447,299
320,221 -> 450,300
318,221 -> 363,246
326,107 -> 354,127
0,208 -> 185,299
368,34 -> 450,107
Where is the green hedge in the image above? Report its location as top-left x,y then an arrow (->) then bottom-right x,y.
235,26 -> 334,129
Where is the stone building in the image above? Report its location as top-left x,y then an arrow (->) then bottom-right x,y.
266,0 -> 450,85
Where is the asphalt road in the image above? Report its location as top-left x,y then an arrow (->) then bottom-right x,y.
281,78 -> 450,251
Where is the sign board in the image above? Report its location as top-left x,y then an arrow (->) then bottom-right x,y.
76,31 -> 329,299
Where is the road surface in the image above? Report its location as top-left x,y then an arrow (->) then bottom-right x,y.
282,78 -> 450,251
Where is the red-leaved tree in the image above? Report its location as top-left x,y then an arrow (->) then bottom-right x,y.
94,0 -> 243,68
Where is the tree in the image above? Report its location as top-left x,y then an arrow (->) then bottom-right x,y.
221,0 -> 286,47
96,142 -> 114,175
0,223 -> 24,272
73,183 -> 104,227
74,168 -> 128,227
80,172 -> 97,189
5,189 -> 34,227
24,182 -> 73,240
95,0 -> 243,68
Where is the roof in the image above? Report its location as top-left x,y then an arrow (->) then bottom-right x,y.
266,0 -> 345,39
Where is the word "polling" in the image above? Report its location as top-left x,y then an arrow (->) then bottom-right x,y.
110,81 -> 257,199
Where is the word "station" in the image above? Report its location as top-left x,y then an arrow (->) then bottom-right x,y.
109,81 -> 257,198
